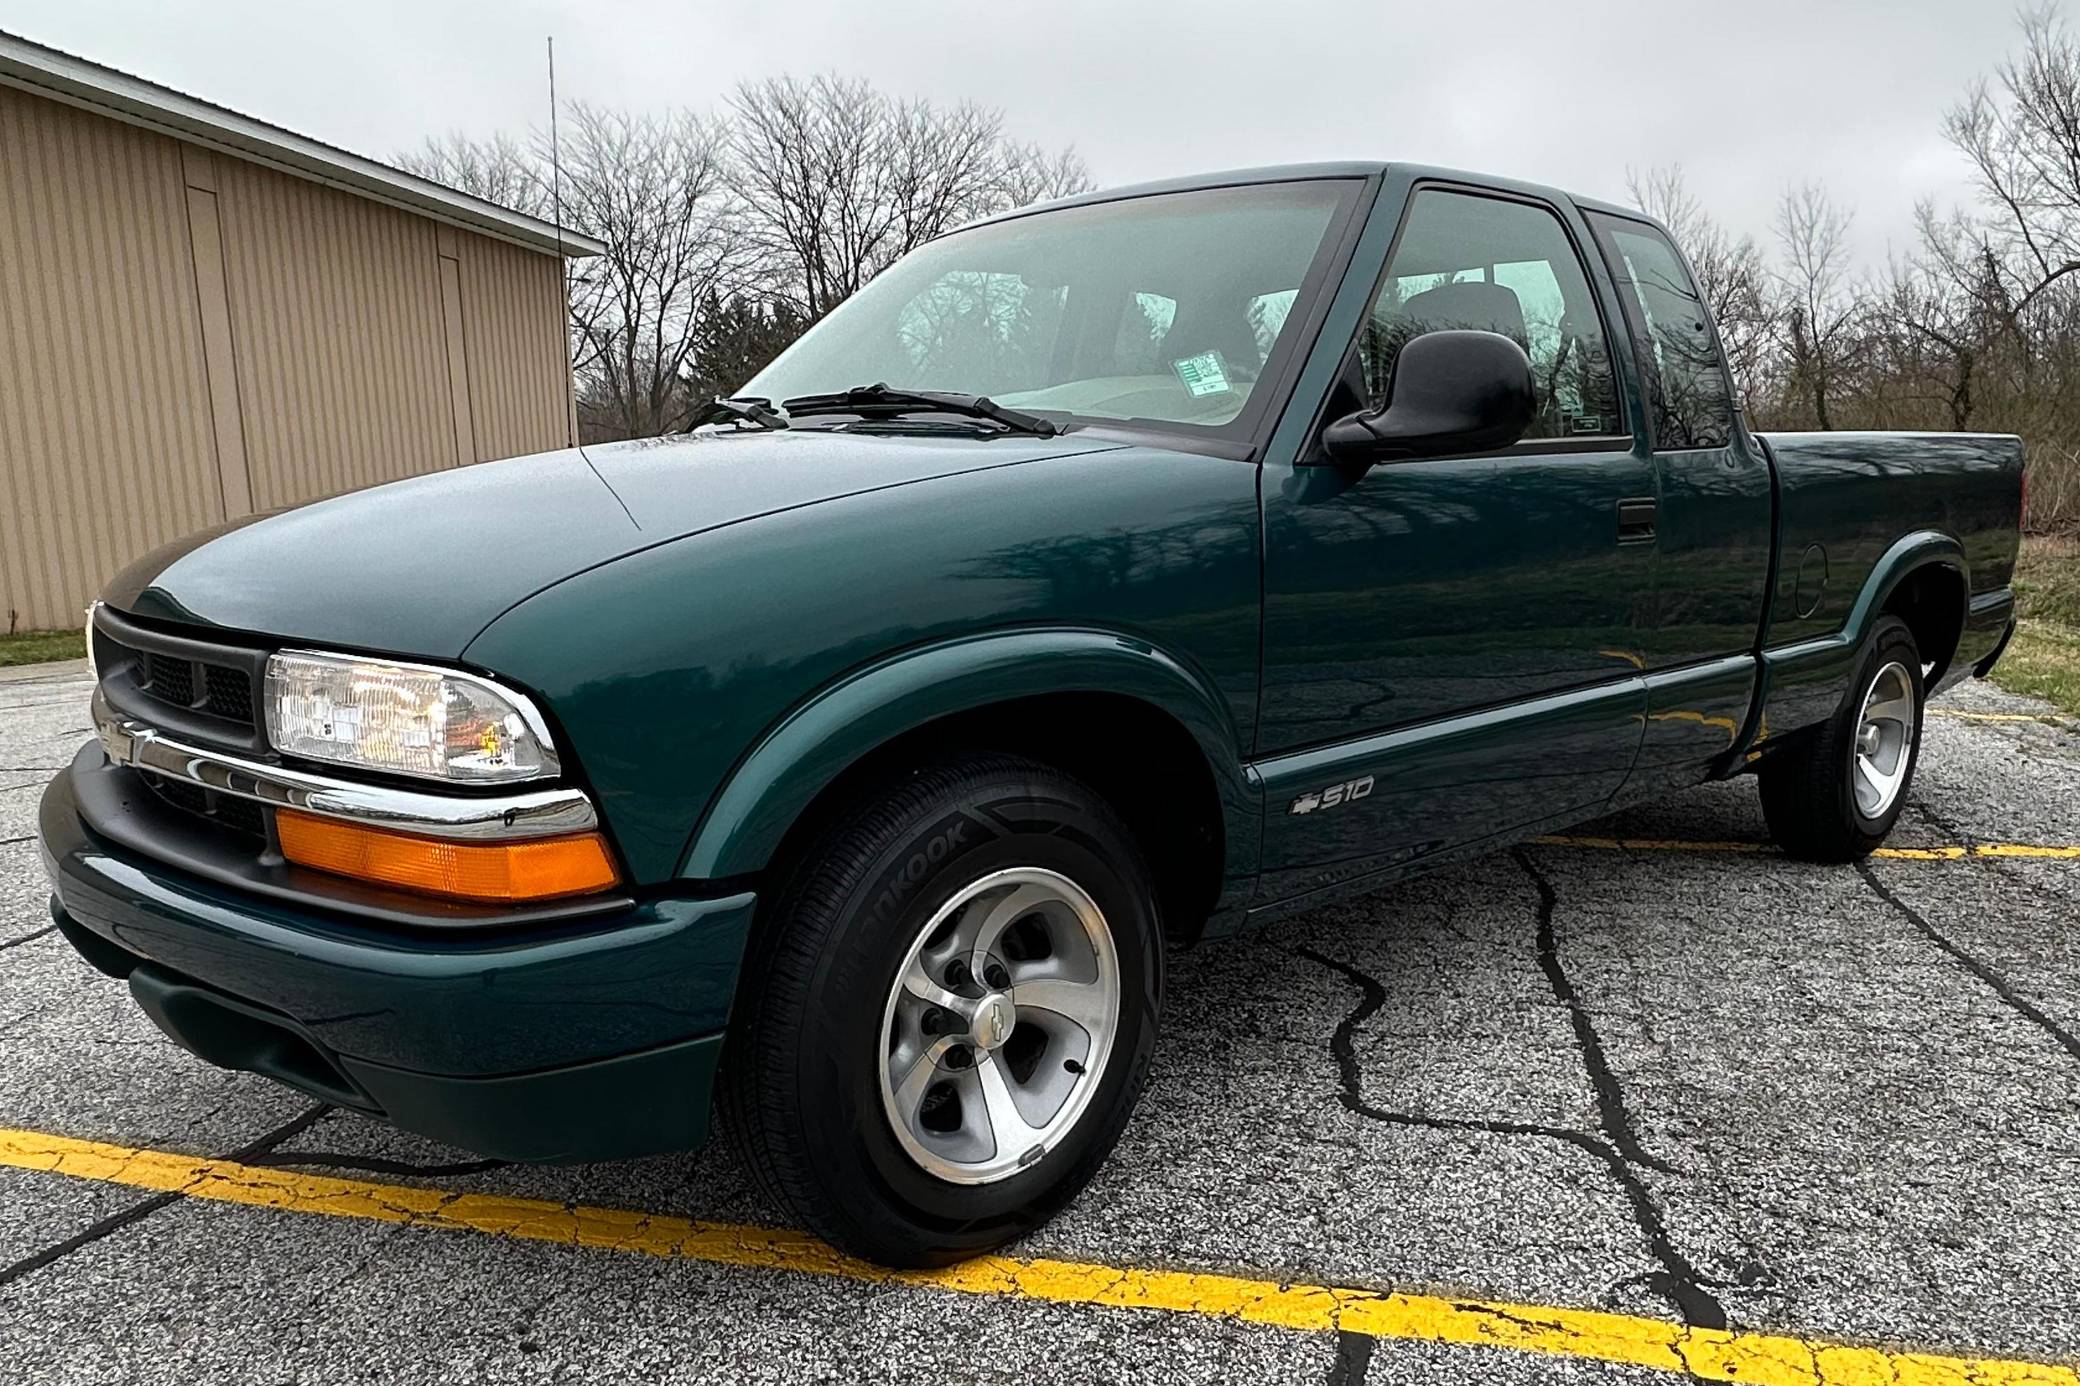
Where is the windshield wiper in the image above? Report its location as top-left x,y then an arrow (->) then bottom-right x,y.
686,396 -> 789,432
780,384 -> 1060,437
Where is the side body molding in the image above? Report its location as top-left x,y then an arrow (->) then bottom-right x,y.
678,628 -> 1261,898
1747,530 -> 1967,754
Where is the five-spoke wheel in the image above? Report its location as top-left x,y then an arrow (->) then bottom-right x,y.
880,868 -> 1120,1184
1850,660 -> 1916,820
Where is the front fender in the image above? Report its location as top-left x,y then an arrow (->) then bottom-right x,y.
680,627 -> 1258,882
1752,530 -> 1966,749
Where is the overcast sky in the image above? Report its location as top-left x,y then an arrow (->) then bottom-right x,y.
4,0 -> 2030,269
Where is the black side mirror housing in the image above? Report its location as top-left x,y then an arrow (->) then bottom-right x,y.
1319,329 -> 1536,466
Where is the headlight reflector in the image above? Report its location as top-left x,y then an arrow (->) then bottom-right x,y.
264,651 -> 560,784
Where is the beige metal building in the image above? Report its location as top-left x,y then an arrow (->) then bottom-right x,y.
0,33 -> 603,633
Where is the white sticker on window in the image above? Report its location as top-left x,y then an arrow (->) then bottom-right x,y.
1171,351 -> 1231,398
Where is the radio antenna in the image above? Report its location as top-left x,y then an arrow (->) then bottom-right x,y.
548,36 -> 576,448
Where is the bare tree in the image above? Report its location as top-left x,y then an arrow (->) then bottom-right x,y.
997,141 -> 1094,208
1924,6 -> 2080,524
406,109 -> 751,439
1942,6 -> 2080,339
727,75 -> 1090,320
557,105 -> 750,437
1773,182 -> 1860,430
404,74 -> 1088,441
1867,201 -> 2021,433
404,132 -> 547,218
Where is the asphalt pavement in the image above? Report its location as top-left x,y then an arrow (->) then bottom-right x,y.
2,665 -> 2076,1384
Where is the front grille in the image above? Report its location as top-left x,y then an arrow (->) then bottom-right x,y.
143,651 -> 195,707
94,608 -> 276,848
93,607 -> 267,750
137,650 -> 256,724
203,663 -> 254,724
139,770 -> 268,842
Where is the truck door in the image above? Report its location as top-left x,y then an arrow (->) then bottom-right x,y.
1256,184 -> 1655,900
1582,212 -> 1775,798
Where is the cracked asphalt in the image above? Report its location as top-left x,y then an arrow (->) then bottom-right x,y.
2,665 -> 2077,1383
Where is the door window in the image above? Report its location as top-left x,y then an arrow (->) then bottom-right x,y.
1356,190 -> 1622,441
1588,215 -> 1735,450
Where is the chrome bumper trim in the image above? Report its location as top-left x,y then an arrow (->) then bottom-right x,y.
91,689 -> 599,842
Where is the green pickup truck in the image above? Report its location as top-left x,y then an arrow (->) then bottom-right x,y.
40,163 -> 2022,1266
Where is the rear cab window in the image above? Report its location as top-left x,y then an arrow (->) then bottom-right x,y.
1586,214 -> 1737,450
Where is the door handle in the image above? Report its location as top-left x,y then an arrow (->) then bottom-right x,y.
1616,497 -> 1657,544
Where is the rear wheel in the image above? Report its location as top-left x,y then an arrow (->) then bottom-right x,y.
722,754 -> 1161,1266
1758,615 -> 1924,862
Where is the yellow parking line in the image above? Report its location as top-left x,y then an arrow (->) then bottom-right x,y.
1533,836 -> 2080,861
1928,709 -> 2068,725
2,1125 -> 2074,1384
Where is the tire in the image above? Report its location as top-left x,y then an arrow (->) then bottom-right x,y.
1758,614 -> 1925,862
721,753 -> 1162,1267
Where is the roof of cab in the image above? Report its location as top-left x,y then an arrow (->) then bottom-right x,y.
963,161 -> 1390,230
962,160 -> 1663,238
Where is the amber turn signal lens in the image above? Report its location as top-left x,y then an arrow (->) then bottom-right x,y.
275,810 -> 619,903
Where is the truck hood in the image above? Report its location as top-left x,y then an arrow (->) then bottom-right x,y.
106,429 -> 1125,658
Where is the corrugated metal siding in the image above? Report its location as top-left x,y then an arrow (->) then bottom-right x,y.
0,85 -> 574,632
457,232 -> 572,462
213,158 -> 457,510
0,84 -> 224,634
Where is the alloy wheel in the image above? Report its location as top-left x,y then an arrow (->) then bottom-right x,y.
877,867 -> 1121,1185
1852,660 -> 1916,819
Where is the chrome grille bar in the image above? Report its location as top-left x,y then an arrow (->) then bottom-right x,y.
91,688 -> 599,842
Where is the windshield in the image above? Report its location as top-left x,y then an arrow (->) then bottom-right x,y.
744,180 -> 1360,436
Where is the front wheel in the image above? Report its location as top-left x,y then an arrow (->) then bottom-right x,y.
1758,614 -> 1924,862
721,754 -> 1161,1266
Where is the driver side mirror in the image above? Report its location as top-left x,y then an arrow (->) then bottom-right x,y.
1318,329 -> 1536,466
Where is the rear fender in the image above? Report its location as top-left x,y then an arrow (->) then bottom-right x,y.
678,628 -> 1258,887
1748,531 -> 1965,755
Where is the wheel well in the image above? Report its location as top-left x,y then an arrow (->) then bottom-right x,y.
763,693 -> 1228,947
1882,564 -> 1967,682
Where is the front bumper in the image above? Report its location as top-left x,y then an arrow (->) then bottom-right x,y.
39,757 -> 757,1162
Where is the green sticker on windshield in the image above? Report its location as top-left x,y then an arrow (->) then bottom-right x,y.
1172,351 -> 1231,397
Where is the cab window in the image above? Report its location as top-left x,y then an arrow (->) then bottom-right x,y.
1108,291 -> 1178,377
748,180 -> 1360,435
894,271 -> 1070,392
1588,214 -> 1735,450
1356,190 -> 1622,441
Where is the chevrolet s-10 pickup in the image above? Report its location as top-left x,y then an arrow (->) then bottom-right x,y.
40,162 -> 2022,1265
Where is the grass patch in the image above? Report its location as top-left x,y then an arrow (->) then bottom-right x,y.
0,628 -> 88,668
1992,535 -> 2080,715
2014,534 -> 2080,625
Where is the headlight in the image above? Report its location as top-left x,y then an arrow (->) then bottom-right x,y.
84,602 -> 100,681
263,651 -> 561,784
